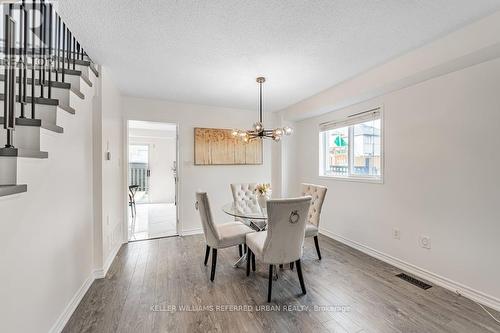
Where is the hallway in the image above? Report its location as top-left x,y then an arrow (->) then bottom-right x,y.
129,203 -> 177,241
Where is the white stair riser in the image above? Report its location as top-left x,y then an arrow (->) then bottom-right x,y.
0,156 -> 17,185
0,81 -> 70,106
0,126 -> 40,151
0,103 -> 58,124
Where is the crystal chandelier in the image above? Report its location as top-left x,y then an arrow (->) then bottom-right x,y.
232,77 -> 293,142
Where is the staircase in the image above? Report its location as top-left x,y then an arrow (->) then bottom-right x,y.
0,1 -> 98,197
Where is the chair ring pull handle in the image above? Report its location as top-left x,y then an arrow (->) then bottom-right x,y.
195,201 -> 199,210
289,210 -> 299,224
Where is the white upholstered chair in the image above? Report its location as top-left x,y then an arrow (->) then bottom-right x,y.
230,183 -> 259,214
230,183 -> 266,232
301,183 -> 327,260
246,196 -> 312,302
195,192 -> 255,281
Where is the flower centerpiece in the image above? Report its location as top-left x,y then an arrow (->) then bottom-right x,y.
255,183 -> 271,209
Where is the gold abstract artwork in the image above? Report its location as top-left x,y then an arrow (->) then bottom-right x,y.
194,128 -> 263,165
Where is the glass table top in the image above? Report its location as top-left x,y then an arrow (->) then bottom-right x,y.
222,202 -> 268,220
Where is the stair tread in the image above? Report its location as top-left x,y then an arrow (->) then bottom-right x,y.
0,184 -> 27,197
0,116 -> 41,127
58,104 -> 76,114
0,74 -> 71,89
0,48 -> 93,67
0,147 -> 48,159
0,62 -> 93,87
0,94 -> 59,106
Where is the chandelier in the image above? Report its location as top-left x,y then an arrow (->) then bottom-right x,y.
232,77 -> 293,142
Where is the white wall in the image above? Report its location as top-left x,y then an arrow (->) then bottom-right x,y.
129,130 -> 177,203
0,76 -> 97,332
99,67 -> 125,272
123,97 -> 273,234
284,57 -> 500,309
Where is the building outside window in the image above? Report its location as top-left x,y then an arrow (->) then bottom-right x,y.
319,108 -> 382,181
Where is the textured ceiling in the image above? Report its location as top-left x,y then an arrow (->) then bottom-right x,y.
57,0 -> 500,112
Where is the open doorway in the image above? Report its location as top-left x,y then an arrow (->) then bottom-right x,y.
127,120 -> 178,241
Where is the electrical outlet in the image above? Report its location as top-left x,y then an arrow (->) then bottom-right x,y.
419,235 -> 431,249
393,228 -> 400,240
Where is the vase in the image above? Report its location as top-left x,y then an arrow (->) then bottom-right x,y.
257,193 -> 270,210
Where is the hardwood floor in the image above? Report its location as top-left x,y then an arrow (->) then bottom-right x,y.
63,234 -> 500,333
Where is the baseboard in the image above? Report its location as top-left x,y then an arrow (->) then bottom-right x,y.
48,273 -> 95,333
94,243 -> 122,279
181,227 -> 203,236
319,228 -> 500,312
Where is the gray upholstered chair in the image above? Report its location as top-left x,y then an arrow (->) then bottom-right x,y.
301,183 -> 327,260
195,192 -> 255,281
246,196 -> 312,302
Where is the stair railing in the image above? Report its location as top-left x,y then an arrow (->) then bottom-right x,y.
1,0 -> 98,150
3,11 -> 16,148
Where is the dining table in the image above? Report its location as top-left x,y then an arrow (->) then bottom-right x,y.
222,202 -> 267,266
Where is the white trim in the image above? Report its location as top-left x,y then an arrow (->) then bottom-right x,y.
318,106 -> 384,183
124,119 -> 181,241
317,175 -> 383,184
48,273 -> 95,333
319,228 -> 500,312
319,107 -> 380,131
181,228 -> 203,236
94,243 -> 122,279
50,241 -> 123,332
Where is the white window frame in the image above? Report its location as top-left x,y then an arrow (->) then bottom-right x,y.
318,107 -> 384,184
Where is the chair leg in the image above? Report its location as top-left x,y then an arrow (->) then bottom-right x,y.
290,262 -> 294,270
252,251 -> 256,271
295,259 -> 306,295
204,245 -> 210,266
210,248 -> 217,281
267,264 -> 273,302
314,236 -> 322,260
246,249 -> 252,276
244,244 -> 247,253
238,244 -> 243,257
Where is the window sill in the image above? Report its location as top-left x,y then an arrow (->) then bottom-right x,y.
317,175 -> 384,184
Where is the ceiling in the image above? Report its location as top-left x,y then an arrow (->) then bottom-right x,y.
58,0 -> 500,112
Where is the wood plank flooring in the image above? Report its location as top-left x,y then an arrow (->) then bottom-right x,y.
63,234 -> 500,333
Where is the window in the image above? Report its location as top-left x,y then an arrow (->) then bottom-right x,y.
319,109 -> 382,181
129,145 -> 149,164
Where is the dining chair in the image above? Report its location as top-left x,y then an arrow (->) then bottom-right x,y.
230,183 -> 265,231
301,183 -> 327,260
230,183 -> 259,213
245,196 -> 312,302
195,192 -> 255,281
128,185 -> 139,217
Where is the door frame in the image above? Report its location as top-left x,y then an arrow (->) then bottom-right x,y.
124,120 -> 180,241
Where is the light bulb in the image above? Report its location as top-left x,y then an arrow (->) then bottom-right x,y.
253,122 -> 263,132
273,135 -> 281,142
239,131 -> 248,137
231,129 -> 239,137
283,126 -> 293,135
274,128 -> 283,136
243,136 -> 249,143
